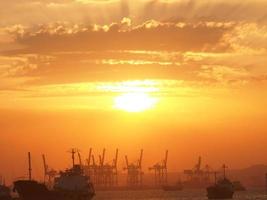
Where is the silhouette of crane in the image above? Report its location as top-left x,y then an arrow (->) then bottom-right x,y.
124,149 -> 144,188
195,156 -> 202,172
183,156 -> 213,187
84,148 -> 119,189
42,154 -> 57,187
149,150 -> 168,186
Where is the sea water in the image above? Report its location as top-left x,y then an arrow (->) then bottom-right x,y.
94,189 -> 267,200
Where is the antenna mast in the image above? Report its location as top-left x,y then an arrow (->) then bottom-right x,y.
28,152 -> 32,180
70,149 -> 76,168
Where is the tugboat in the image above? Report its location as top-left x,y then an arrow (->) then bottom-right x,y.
207,164 -> 234,199
14,151 -> 95,200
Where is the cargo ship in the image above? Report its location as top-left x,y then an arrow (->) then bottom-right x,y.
13,151 -> 95,200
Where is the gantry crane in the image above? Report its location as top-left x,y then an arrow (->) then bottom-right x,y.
124,149 -> 144,187
42,154 -> 57,186
84,148 -> 119,188
184,156 -> 213,186
149,150 -> 168,185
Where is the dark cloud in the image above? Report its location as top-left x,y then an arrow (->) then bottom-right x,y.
5,20 -> 232,54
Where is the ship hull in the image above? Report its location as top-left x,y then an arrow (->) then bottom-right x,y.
14,192 -> 94,200
14,180 -> 95,200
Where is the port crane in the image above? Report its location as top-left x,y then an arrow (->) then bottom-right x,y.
149,150 -> 168,186
42,154 -> 57,186
124,149 -> 144,187
84,148 -> 119,188
184,156 -> 213,187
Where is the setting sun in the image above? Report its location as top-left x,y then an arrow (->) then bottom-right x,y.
114,93 -> 157,112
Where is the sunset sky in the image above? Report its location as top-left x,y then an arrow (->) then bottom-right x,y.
1,0 -> 267,182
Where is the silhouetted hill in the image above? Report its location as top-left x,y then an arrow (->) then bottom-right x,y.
229,164 -> 267,188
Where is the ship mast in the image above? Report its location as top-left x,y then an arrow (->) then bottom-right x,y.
71,149 -> 76,168
28,152 -> 32,180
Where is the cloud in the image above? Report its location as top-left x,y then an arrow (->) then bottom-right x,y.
197,65 -> 250,85
222,23 -> 267,52
4,20 -> 232,54
0,20 -> 234,87
1,19 -> 267,91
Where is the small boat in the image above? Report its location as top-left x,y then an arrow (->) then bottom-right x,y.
207,165 -> 234,199
162,181 -> 183,191
0,184 -> 12,200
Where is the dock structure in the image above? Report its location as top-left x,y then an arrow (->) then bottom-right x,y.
149,150 -> 168,186
84,148 -> 119,189
124,149 -> 144,187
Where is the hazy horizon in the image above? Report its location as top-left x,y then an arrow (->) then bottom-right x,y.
1,0 -> 267,184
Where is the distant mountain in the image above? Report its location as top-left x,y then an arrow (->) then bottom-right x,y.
229,165 -> 267,188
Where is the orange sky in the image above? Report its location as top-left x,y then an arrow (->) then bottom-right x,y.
0,0 -> 267,183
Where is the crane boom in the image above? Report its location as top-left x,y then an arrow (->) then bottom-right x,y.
101,148 -> 106,166
164,150 -> 168,167
78,152 -> 82,166
139,149 -> 143,169
92,155 -> 96,166
125,155 -> 129,168
88,148 -> 92,166
114,149 -> 118,167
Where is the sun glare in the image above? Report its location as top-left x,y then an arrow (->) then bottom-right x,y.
114,93 -> 157,112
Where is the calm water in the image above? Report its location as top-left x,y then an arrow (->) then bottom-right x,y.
94,189 -> 267,200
